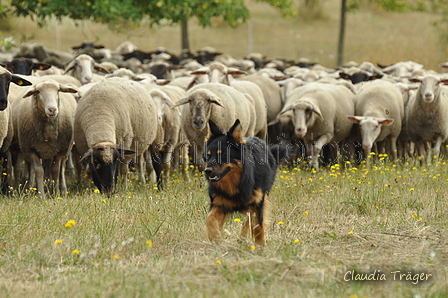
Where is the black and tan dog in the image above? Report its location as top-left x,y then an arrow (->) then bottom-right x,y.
203,119 -> 287,245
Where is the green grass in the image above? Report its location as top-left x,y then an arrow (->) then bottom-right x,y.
1,158 -> 448,297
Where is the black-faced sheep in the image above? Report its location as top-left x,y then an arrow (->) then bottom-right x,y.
74,77 -> 159,194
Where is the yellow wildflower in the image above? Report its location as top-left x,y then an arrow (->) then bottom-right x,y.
64,220 -> 76,228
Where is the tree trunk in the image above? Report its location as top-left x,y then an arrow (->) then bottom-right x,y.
181,19 -> 190,51
337,0 -> 347,67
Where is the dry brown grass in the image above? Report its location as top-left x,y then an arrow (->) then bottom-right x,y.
3,0 -> 446,70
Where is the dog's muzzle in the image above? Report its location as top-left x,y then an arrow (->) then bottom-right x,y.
204,167 -> 221,182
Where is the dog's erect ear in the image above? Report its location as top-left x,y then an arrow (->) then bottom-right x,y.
208,119 -> 224,138
227,119 -> 245,144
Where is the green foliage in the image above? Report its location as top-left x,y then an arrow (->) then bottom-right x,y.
6,0 -> 294,28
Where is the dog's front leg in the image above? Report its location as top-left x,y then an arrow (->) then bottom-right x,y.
206,206 -> 228,243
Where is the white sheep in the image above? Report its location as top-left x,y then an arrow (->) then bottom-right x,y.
64,54 -> 108,85
272,82 -> 355,169
347,80 -> 404,160
404,74 -> 448,163
74,77 -> 159,194
175,83 -> 254,170
12,79 -> 79,197
190,62 -> 266,140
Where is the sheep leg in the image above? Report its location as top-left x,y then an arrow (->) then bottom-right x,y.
181,143 -> 190,181
311,134 -> 331,170
390,136 -> 398,161
432,135 -> 444,163
29,153 -> 45,198
51,154 -> 65,196
137,153 -> 146,184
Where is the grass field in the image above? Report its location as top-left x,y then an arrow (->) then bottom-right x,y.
1,158 -> 448,297
1,1 -> 448,297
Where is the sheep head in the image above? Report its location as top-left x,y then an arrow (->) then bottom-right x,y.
23,80 -> 79,118
347,116 -> 394,151
280,100 -> 322,138
175,88 -> 224,131
0,66 -> 32,111
80,141 -> 135,195
409,74 -> 448,103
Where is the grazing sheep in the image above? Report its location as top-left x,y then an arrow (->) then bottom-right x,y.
272,82 -> 355,169
404,74 -> 448,163
347,80 -> 404,160
64,54 -> 109,85
74,77 -> 159,194
175,83 -> 254,170
13,79 -> 79,197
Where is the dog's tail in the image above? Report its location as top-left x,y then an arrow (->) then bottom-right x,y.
269,144 -> 289,170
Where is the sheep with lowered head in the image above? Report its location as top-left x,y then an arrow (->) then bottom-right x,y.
347,80 -> 404,161
74,77 -> 159,194
13,79 -> 79,197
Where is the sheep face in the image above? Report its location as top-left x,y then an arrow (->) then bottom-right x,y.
176,89 -> 225,131
348,116 -> 394,151
281,101 -> 322,138
412,75 -> 446,103
23,80 -> 79,118
65,54 -> 105,85
81,142 -> 136,194
0,68 -> 32,111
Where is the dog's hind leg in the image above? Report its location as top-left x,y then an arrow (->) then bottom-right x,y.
206,206 -> 229,243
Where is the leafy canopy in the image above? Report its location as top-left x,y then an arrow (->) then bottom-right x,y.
4,0 -> 294,27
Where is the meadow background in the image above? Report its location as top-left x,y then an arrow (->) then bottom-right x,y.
1,1 -> 448,297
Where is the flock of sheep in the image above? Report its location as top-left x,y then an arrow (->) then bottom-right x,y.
0,41 -> 447,198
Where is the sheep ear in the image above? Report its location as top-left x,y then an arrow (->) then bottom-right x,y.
59,84 -> 80,94
190,68 -> 208,75
173,97 -> 190,107
23,86 -> 37,98
94,64 -> 109,74
227,68 -> 246,76
209,97 -> 225,108
279,105 -> 294,116
64,60 -> 76,74
339,72 -> 351,80
227,119 -> 245,144
347,116 -> 362,124
378,118 -> 394,126
118,149 -> 135,159
312,105 -> 323,119
33,63 -> 52,71
80,149 -> 94,164
11,75 -> 32,86
208,120 -> 224,137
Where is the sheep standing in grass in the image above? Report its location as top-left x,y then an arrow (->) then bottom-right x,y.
74,77 -> 159,194
404,74 -> 448,163
347,80 -> 404,161
13,79 -> 78,197
0,67 -> 32,191
272,82 -> 355,169
175,83 -> 253,170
